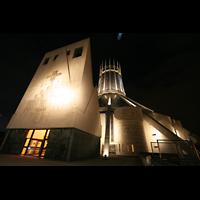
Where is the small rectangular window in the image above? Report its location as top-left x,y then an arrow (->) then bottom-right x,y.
53,54 -> 59,61
127,144 -> 129,152
43,57 -> 50,65
26,130 -> 33,138
73,47 -> 83,58
21,148 -> 27,155
24,139 -> 30,147
131,144 -> 134,152
45,130 -> 50,139
119,144 -> 120,152
67,51 -> 71,55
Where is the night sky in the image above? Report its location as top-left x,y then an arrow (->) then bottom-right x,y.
1,33 -> 200,136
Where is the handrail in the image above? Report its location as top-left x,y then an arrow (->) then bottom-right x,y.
151,140 -> 200,166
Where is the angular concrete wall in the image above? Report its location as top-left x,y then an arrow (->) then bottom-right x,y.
149,113 -> 175,134
142,112 -> 184,154
143,112 -> 181,141
114,107 -> 148,156
172,123 -> 191,140
6,38 -> 101,138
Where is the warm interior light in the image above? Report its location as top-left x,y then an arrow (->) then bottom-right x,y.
21,129 -> 50,157
32,130 -> 47,140
131,144 -> 134,152
46,130 -> 50,139
26,130 -> 33,138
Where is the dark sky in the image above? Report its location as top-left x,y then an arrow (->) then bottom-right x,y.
1,33 -> 200,135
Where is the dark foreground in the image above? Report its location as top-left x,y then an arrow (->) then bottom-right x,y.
0,154 -> 144,166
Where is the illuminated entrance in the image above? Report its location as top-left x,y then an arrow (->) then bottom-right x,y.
21,129 -> 50,157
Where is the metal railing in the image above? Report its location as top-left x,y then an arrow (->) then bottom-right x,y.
151,139 -> 200,166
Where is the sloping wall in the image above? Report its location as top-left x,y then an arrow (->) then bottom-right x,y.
6,38 -> 101,137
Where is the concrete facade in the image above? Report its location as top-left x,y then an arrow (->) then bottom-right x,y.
100,105 -> 191,156
114,107 -> 148,156
1,38 -> 101,161
7,38 -> 100,138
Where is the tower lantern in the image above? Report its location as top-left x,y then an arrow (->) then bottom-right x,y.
97,58 -> 126,96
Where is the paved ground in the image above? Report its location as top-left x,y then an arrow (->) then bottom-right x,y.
0,154 -> 144,166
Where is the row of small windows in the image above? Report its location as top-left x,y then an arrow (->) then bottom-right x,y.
43,46 -> 83,65
118,144 -> 134,152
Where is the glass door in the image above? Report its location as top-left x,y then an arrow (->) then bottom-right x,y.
21,129 -> 50,157
26,139 -> 43,156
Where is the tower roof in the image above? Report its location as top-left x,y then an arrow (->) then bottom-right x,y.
97,58 -> 125,96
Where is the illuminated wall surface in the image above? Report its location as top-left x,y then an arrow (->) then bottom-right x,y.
97,59 -> 192,157
114,107 -> 148,156
7,38 -> 101,138
100,106 -> 190,156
